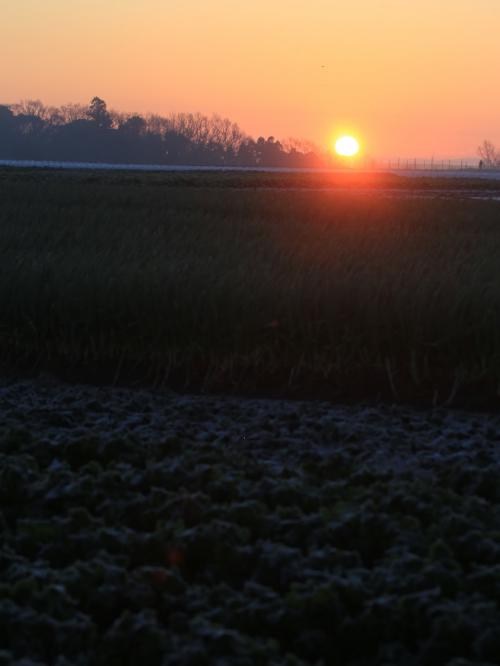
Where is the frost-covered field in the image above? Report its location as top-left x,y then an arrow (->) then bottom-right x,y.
0,159 -> 319,174
2,378 -> 500,665
2,158 -> 500,180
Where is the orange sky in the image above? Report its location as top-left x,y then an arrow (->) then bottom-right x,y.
2,0 -> 500,158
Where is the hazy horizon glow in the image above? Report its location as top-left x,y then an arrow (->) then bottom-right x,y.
3,0 -> 500,158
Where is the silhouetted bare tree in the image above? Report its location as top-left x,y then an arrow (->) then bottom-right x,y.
59,103 -> 88,123
478,140 -> 499,167
11,100 -> 48,120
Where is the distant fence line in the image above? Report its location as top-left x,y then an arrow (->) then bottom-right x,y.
373,158 -> 498,171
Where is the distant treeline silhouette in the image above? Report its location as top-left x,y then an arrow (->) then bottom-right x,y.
0,97 -> 330,168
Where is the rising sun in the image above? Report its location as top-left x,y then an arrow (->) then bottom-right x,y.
334,135 -> 360,157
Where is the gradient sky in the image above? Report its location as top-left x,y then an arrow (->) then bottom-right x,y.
2,0 -> 500,158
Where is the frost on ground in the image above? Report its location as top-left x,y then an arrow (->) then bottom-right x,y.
2,159 -> 500,180
1,378 -> 500,665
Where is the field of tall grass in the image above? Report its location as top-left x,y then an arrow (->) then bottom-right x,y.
2,168 -> 500,406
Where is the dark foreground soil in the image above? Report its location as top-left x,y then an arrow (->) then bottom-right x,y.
2,378 -> 500,665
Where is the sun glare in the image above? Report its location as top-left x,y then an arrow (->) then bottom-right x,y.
335,136 -> 360,157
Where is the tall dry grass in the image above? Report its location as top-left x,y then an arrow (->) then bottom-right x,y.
2,170 -> 500,404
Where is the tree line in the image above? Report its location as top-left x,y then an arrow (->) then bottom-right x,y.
0,97 -> 329,168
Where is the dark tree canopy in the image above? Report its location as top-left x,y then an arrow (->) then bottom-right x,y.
0,97 -> 329,168
88,97 -> 112,129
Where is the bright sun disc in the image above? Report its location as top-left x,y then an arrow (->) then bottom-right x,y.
335,136 -> 359,157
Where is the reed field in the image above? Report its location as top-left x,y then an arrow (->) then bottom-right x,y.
2,168 -> 500,406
